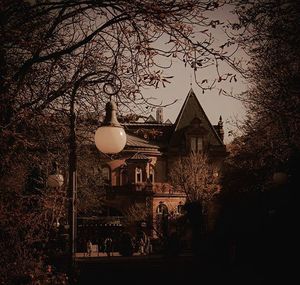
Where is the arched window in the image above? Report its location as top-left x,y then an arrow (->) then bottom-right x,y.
156,201 -> 168,215
135,167 -> 142,183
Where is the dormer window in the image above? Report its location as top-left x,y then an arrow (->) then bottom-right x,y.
191,136 -> 203,153
135,167 -> 142,183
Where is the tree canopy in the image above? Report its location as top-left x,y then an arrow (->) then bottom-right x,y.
223,0 -> 300,194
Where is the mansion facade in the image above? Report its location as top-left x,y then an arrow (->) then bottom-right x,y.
77,89 -> 227,250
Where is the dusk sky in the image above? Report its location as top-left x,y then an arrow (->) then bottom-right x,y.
143,68 -> 247,144
143,4 -> 248,144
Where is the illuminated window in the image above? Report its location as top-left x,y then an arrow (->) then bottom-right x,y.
135,167 -> 142,183
191,137 -> 203,153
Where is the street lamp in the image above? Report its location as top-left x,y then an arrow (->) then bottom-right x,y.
94,99 -> 127,154
65,71 -> 126,283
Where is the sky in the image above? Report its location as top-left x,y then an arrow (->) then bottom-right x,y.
141,3 -> 249,144
142,65 -> 247,144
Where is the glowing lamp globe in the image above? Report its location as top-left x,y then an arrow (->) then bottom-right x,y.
47,174 -> 64,188
95,126 -> 126,154
95,100 -> 127,154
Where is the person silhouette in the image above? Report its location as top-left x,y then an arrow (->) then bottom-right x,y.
104,237 -> 113,257
86,240 -> 92,257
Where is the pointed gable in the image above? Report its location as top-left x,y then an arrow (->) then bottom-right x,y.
145,114 -> 156,123
170,88 -> 224,147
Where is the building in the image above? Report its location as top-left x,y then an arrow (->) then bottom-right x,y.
77,89 -> 227,250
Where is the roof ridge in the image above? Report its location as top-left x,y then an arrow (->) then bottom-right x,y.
173,88 -> 195,131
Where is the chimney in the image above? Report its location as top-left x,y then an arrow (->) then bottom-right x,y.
156,107 -> 163,123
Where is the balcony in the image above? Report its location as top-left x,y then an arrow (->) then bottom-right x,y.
152,182 -> 173,194
106,182 -> 184,196
107,182 -> 154,194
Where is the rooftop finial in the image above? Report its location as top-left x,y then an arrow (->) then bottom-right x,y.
218,116 -> 224,141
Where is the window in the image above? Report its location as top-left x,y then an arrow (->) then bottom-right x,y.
102,167 -> 110,182
135,167 -> 142,183
149,167 -> 155,183
177,202 -> 184,214
191,136 -> 203,153
156,201 -> 168,215
120,168 -> 128,186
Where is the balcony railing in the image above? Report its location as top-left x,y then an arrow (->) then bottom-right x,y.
108,182 -> 153,193
78,216 -> 125,227
107,182 -> 183,195
152,182 -> 174,194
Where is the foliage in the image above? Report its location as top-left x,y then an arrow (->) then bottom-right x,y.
123,203 -> 149,227
76,146 -> 106,216
0,164 -> 66,284
169,153 -> 220,204
223,0 -> 300,194
1,0 -> 240,137
218,2 -> 300,266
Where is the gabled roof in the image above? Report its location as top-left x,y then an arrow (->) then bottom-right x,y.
124,133 -> 161,155
126,133 -> 160,149
145,114 -> 156,123
170,88 -> 224,146
126,152 -> 150,161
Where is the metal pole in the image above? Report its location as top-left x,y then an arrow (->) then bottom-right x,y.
67,83 -> 78,282
72,170 -> 77,258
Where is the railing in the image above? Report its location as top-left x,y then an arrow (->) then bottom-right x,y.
108,182 -> 183,194
108,183 -> 153,193
78,216 -> 125,226
152,182 -> 174,194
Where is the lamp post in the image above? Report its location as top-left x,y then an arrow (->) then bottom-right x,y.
65,71 -> 126,282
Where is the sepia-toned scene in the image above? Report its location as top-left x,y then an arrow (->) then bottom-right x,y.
0,1 -> 299,284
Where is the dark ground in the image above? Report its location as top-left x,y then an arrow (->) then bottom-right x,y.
75,253 -> 269,285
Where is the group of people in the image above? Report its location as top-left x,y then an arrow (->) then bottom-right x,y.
86,231 -> 152,257
86,237 -> 113,257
